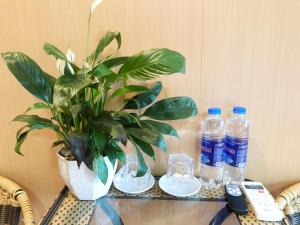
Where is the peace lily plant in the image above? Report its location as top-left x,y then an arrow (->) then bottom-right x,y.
2,0 -> 197,193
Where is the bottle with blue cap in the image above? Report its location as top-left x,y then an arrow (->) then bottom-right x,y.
223,106 -> 250,184
200,107 -> 225,189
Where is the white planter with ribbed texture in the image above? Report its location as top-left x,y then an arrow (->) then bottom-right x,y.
57,153 -> 117,200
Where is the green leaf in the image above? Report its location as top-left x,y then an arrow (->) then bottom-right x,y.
69,133 -> 88,167
16,125 -> 29,139
69,104 -> 82,118
25,102 -> 50,113
15,131 -> 29,155
43,43 -> 67,60
104,142 -> 126,165
93,153 -> 108,184
111,85 -> 148,99
53,75 -> 92,106
90,31 -> 121,61
93,115 -> 127,145
2,52 -> 54,103
15,121 -> 60,155
123,81 -> 162,109
131,136 -> 155,161
69,102 -> 90,119
64,62 -> 74,76
133,143 -> 148,177
102,57 -> 129,68
112,111 -> 141,127
13,114 -> 50,123
143,97 -> 198,120
111,124 -> 127,146
51,140 -> 65,148
127,127 -> 167,152
93,116 -> 115,134
69,63 -> 80,73
44,73 -> 57,87
12,114 -> 58,130
93,63 -> 116,77
119,48 -> 185,80
104,73 -> 118,85
141,120 -> 179,138
92,128 -> 105,151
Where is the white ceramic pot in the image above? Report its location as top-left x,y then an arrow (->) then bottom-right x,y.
57,153 -> 117,200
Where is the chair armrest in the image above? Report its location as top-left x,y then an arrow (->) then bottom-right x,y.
0,176 -> 35,225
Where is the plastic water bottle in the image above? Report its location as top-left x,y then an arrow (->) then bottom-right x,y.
223,106 -> 250,184
200,108 -> 225,189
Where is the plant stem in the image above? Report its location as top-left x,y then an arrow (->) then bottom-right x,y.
85,11 -> 92,63
49,107 -> 70,147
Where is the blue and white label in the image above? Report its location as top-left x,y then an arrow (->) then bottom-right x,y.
224,135 -> 248,168
201,137 -> 224,166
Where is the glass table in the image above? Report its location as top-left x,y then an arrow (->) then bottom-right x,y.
90,198 -> 239,225
40,177 -> 285,225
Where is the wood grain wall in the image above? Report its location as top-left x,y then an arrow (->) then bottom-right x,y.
0,0 -> 299,220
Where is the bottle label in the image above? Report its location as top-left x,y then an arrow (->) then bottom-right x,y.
201,137 -> 224,166
224,135 -> 248,168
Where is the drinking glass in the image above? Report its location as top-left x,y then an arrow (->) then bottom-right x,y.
165,153 -> 195,186
114,154 -> 152,192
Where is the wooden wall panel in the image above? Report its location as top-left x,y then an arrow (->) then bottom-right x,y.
0,0 -> 300,221
200,0 -> 300,194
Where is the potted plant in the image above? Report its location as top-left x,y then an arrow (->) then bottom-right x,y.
2,1 -> 198,200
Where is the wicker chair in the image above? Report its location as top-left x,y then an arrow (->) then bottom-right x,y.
0,176 -> 35,225
276,182 -> 300,225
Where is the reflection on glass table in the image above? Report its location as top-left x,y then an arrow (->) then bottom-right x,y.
90,197 -> 239,225
40,177 -> 284,225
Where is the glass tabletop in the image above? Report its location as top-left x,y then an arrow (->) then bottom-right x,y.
89,197 -> 240,225
40,183 -> 285,225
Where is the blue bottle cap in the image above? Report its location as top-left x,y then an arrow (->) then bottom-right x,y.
233,106 -> 246,114
208,107 -> 221,115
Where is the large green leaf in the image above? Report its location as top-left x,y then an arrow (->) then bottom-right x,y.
133,143 -> 148,177
104,142 -> 126,165
14,119 -> 60,155
111,85 -> 148,99
93,63 -> 116,78
102,57 -> 129,68
93,115 -> 127,145
69,133 -> 89,167
141,120 -> 179,138
45,73 -> 57,87
12,114 -> 58,129
2,52 -> 54,103
90,31 -> 121,61
14,119 -> 59,140
25,102 -> 50,113
123,81 -> 162,109
53,75 -> 92,106
43,43 -> 67,60
143,97 -> 198,120
112,111 -> 141,127
131,136 -> 155,161
127,126 -> 166,152
110,124 -> 127,146
93,153 -> 108,184
92,128 -> 105,152
119,49 -> 185,80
